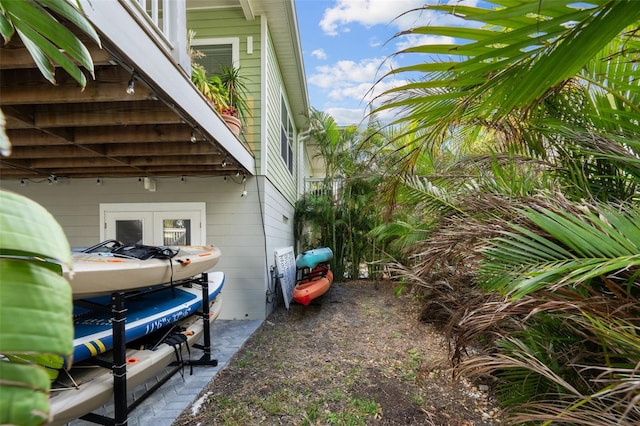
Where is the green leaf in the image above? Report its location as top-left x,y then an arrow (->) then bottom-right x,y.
0,362 -> 51,426
15,25 -> 87,88
0,259 -> 73,355
2,0 -> 93,70
38,0 -> 100,46
4,353 -> 65,380
0,190 -> 71,265
0,7 -> 15,43
13,26 -> 56,84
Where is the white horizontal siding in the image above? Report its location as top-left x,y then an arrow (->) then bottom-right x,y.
259,176 -> 296,314
3,176 -> 269,320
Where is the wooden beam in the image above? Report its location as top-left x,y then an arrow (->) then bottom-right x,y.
5,129 -> 71,146
8,142 -> 219,158
0,44 -> 113,70
8,145 -> 102,159
2,105 -> 35,126
105,142 -> 220,157
8,125 -> 207,146
74,124 -> 195,143
127,155 -> 223,166
0,167 -> 231,179
0,67 -> 156,105
6,154 -> 222,169
33,101 -> 181,127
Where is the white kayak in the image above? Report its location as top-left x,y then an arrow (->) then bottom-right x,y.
64,240 -> 221,299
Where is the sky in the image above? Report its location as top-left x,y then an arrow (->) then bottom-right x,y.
295,0 -> 480,126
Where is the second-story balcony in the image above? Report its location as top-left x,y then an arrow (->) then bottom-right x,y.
0,0 -> 255,182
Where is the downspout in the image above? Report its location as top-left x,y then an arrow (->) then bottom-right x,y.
297,129 -> 311,197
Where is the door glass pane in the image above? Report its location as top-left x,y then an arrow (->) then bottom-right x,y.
115,220 -> 143,245
163,219 -> 191,245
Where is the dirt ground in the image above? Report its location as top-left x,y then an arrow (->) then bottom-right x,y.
173,280 -> 502,425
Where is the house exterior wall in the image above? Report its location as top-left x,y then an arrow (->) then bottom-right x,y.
258,176 -> 296,313
1,177 -> 268,320
0,3 -> 308,319
264,32 -> 298,205
187,7 -> 262,169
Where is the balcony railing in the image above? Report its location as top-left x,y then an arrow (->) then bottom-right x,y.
304,178 -> 344,200
123,0 -> 189,70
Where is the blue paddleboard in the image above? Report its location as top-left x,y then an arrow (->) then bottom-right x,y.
71,271 -> 224,364
295,247 -> 333,270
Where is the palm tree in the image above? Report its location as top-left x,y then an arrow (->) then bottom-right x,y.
372,1 -> 640,423
295,109 -> 386,281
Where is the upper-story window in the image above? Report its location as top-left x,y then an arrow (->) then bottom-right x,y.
191,37 -> 239,74
280,96 -> 294,175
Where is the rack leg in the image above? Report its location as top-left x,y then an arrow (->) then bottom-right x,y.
112,291 -> 128,425
79,291 -> 128,426
188,273 -> 218,366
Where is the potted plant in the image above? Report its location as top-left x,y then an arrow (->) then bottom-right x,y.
191,63 -> 228,113
188,30 -> 247,137
219,65 -> 251,126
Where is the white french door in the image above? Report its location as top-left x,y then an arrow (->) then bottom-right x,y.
100,203 -> 206,246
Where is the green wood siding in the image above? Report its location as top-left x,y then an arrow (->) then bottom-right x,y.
187,8 -> 301,204
265,33 -> 297,203
187,8 -> 261,167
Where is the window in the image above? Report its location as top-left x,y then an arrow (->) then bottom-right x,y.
100,203 -> 206,246
191,37 -> 239,75
280,96 -> 294,174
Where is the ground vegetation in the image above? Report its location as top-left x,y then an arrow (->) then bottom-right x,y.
174,280 -> 502,426
296,2 -> 640,424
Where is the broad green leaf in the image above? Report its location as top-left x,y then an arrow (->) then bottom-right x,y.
15,25 -> 87,88
0,362 -> 51,426
0,190 -> 71,265
3,0 -> 94,72
0,259 -> 73,355
0,7 -> 14,43
4,353 -> 65,380
38,0 -> 100,46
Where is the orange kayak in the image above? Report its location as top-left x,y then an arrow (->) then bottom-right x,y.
293,265 -> 334,306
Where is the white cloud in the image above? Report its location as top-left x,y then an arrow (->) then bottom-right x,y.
309,57 -> 398,89
319,0 -> 425,36
319,0 -> 482,36
394,34 -> 456,52
308,56 -> 411,110
324,107 -> 367,127
311,48 -> 327,60
324,102 -> 407,127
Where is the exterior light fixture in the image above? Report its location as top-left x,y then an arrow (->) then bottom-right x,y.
240,174 -> 247,198
126,73 -> 135,95
222,156 -> 227,168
